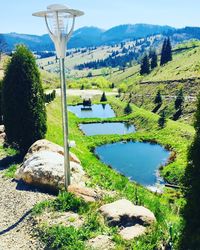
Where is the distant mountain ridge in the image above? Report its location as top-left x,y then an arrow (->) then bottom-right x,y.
2,24 -> 200,51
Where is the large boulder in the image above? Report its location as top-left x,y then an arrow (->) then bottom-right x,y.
24,139 -> 81,164
99,199 -> 156,240
16,151 -> 86,190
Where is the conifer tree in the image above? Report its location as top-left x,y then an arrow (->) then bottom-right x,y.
100,92 -> 107,102
175,88 -> 184,110
158,111 -> 166,128
154,90 -> 162,105
160,38 -> 172,65
124,102 -> 132,115
180,94 -> 200,249
151,51 -> 158,69
165,38 -> 172,62
140,55 -> 150,75
160,39 -> 167,66
2,45 -> 47,154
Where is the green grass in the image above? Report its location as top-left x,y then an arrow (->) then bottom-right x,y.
35,95 -> 194,249
3,164 -> 18,179
32,192 -> 89,215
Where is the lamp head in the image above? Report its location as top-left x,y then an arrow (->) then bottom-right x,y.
33,4 -> 84,58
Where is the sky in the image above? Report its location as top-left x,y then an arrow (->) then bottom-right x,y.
1,0 -> 200,35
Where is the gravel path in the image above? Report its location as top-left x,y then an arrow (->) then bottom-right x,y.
0,162 -> 53,250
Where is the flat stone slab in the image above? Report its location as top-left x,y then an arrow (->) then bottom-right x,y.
99,199 -> 156,227
36,211 -> 84,228
119,224 -> 146,240
87,235 -> 115,250
68,184 -> 101,202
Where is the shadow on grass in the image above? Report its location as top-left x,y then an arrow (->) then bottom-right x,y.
152,103 -> 162,113
0,154 -> 23,171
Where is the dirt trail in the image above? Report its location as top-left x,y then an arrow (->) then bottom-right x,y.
0,161 -> 53,250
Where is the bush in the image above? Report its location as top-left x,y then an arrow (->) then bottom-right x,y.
2,45 -> 47,154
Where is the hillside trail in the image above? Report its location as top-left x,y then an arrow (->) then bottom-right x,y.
0,155 -> 53,250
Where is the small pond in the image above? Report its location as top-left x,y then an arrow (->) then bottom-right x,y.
68,104 -> 115,119
79,122 -> 136,136
95,141 -> 170,187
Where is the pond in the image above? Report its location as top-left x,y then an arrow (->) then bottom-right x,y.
79,122 -> 136,136
95,141 -> 170,187
68,104 -> 116,119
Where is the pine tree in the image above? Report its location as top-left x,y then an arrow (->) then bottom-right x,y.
158,111 -> 166,128
175,88 -> 184,110
140,55 -> 150,75
180,94 -> 200,249
160,38 -> 172,66
151,51 -> 158,69
165,38 -> 172,62
124,102 -> 133,115
100,92 -> 107,102
154,90 -> 162,105
160,39 -> 167,66
2,45 -> 47,154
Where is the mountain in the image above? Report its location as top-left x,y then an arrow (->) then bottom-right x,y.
70,27 -> 104,47
101,24 -> 175,43
1,24 -> 200,51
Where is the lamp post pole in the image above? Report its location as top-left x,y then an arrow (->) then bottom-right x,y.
59,57 -> 70,187
33,4 -> 84,190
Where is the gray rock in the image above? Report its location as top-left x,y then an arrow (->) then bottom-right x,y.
99,199 -> 156,227
24,139 -> 81,164
16,151 -> 86,190
87,235 -> 115,250
68,184 -> 101,202
119,224 -> 146,240
36,211 -> 84,228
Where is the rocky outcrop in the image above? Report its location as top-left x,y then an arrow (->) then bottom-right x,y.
24,139 -> 81,164
68,184 -> 101,202
99,199 -> 156,240
16,151 -> 85,191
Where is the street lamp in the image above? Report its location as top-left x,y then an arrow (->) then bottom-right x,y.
33,4 -> 84,190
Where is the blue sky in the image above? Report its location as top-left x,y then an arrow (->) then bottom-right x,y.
1,0 -> 200,35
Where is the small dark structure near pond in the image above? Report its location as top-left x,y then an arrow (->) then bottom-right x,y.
81,98 -> 92,111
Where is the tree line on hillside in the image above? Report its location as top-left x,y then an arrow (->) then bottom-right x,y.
75,51 -> 139,71
140,38 -> 172,75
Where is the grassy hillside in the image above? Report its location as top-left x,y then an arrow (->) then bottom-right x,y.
115,41 -> 200,124
143,41 -> 200,82
41,95 -> 194,248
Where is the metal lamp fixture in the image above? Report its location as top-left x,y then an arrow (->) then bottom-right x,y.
33,4 -> 84,190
